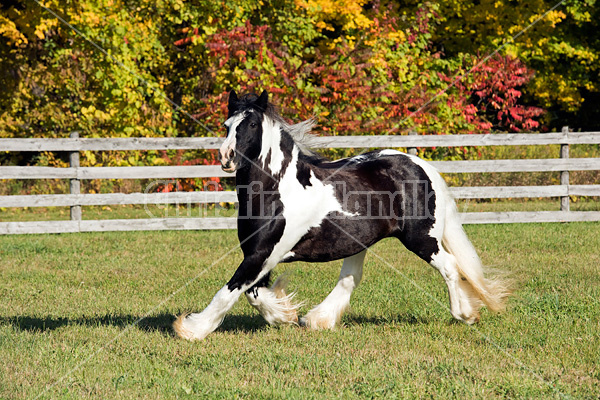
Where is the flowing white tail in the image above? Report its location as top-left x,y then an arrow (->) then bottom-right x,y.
442,199 -> 511,313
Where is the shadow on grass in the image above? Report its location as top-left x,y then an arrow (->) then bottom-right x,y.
345,313 -> 430,326
1,314 -> 176,335
219,314 -> 268,333
0,313 -> 269,337
2,311 -> 436,337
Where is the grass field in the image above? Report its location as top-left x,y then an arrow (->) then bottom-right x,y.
1,222 -> 599,399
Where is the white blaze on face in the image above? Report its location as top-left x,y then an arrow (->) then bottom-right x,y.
220,112 -> 246,170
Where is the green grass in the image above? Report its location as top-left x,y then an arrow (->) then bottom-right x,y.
1,223 -> 599,399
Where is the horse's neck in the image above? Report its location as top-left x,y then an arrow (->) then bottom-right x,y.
256,120 -> 296,177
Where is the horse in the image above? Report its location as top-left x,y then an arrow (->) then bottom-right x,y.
173,90 -> 510,341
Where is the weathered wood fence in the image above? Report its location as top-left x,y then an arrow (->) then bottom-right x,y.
1,128 -> 599,234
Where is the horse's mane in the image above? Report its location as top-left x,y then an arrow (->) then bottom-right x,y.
236,93 -> 320,157
266,106 -> 319,157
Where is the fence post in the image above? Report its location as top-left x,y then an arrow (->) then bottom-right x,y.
407,129 -> 418,156
560,126 -> 570,212
69,131 -> 82,222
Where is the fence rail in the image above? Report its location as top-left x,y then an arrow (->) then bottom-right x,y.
1,184 -> 600,209
1,158 -> 599,180
0,165 -> 227,179
1,129 -> 599,234
1,131 -> 600,151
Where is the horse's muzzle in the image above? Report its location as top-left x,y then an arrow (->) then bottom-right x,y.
221,161 -> 236,173
220,148 -> 236,172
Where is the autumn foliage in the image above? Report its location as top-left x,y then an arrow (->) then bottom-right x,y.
180,5 -> 544,140
3,0 -> 597,186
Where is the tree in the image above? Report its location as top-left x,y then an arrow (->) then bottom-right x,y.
1,0 -> 547,148
408,0 -> 600,130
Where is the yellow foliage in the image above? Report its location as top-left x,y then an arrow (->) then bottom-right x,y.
0,15 -> 27,45
388,30 -> 406,43
546,10 -> 566,27
530,72 -> 584,112
433,0 -> 599,119
295,0 -> 372,32
33,18 -> 58,40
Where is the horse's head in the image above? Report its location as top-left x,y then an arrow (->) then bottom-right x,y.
219,90 -> 269,173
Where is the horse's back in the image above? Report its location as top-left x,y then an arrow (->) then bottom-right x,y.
285,150 -> 446,262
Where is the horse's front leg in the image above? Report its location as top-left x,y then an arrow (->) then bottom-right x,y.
245,272 -> 302,326
301,250 -> 366,330
174,254 -> 269,341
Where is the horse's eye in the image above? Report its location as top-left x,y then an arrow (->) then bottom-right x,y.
250,122 -> 257,128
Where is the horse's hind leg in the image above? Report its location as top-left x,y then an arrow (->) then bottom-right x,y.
429,247 -> 480,324
245,271 -> 302,325
400,234 -> 479,324
301,250 -> 366,330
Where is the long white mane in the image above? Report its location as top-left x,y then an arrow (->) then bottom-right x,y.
284,118 -> 319,155
264,105 -> 319,156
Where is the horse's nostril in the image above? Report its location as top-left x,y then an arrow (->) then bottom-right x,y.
228,149 -> 235,159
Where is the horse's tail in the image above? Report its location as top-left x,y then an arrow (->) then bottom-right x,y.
441,197 -> 511,313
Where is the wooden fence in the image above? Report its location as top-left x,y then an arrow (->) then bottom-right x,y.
1,128 -> 599,234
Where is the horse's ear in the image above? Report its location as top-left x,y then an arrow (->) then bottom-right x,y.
256,90 -> 268,111
228,90 -> 238,115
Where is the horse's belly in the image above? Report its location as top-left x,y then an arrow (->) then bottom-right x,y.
284,217 -> 393,263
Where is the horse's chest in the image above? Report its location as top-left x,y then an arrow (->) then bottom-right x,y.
279,168 -> 343,230
262,160 -> 349,263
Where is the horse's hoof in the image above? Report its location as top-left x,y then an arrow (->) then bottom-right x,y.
173,314 -> 197,340
298,313 -> 337,330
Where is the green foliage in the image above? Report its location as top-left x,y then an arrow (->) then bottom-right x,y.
4,0 -> 597,175
415,0 -> 600,129
0,1 -> 179,140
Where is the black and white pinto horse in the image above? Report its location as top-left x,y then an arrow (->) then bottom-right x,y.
174,90 -> 510,340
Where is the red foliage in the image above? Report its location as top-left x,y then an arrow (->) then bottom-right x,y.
178,10 -> 543,140
454,55 -> 545,132
156,149 -> 223,193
